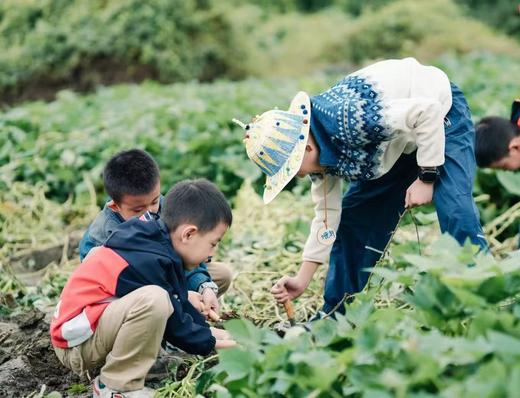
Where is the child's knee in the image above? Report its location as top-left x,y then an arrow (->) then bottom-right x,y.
218,266 -> 233,296
135,285 -> 173,319
209,262 -> 233,296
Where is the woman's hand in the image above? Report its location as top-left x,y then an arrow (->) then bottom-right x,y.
405,178 -> 434,208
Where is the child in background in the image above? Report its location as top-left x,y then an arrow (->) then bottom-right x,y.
475,99 -> 520,170
475,99 -> 520,248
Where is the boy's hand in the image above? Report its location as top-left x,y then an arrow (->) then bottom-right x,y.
211,327 -> 237,348
201,288 -> 220,318
215,339 -> 237,349
271,275 -> 307,304
188,291 -> 206,316
210,327 -> 231,340
405,178 -> 434,208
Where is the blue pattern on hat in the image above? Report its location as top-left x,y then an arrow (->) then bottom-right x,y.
311,75 -> 392,180
252,111 -> 303,177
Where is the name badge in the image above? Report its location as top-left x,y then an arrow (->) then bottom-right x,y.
317,226 -> 336,246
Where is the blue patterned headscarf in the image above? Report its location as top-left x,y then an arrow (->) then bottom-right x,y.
310,75 -> 393,180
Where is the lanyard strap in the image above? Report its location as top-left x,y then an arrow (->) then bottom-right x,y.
323,174 -> 328,229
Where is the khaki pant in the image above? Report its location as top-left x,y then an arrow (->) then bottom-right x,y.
206,261 -> 233,297
55,285 -> 173,391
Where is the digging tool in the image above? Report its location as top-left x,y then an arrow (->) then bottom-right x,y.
284,300 -> 296,327
274,300 -> 299,336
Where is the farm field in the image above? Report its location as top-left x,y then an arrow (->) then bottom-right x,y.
1,52 -> 520,397
1,0 -> 520,397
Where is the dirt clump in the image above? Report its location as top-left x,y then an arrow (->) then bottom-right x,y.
0,309 -> 88,397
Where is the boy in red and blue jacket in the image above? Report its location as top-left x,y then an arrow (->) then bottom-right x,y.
51,179 -> 236,398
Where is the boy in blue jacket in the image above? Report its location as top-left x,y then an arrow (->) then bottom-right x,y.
52,179 -> 236,397
79,149 -> 232,319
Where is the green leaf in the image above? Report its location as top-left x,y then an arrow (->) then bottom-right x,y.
514,303 -> 520,320
224,319 -> 263,346
206,383 -> 232,398
378,368 -> 407,391
446,336 -> 492,365
487,331 -> 520,359
447,286 -> 487,308
344,299 -> 374,327
263,344 -> 290,369
368,267 -> 400,281
364,389 -> 393,398
335,312 -> 354,338
477,276 -> 508,303
412,211 -> 438,225
468,310 -> 500,338
507,364 -> 520,397
270,373 -> 292,395
289,350 -> 341,390
262,329 -> 283,346
213,348 -> 257,383
461,358 -> 507,397
497,170 -> 520,195
311,318 -> 338,347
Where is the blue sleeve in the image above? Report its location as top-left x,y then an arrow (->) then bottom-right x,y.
185,262 -> 212,291
79,230 -> 97,262
165,297 -> 216,355
79,208 -> 123,261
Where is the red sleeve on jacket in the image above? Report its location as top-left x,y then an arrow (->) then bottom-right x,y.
50,247 -> 128,348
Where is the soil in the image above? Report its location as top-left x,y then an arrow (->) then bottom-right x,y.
0,309 -> 87,398
0,306 -> 241,397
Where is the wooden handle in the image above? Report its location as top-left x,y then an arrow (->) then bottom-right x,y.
283,301 -> 295,319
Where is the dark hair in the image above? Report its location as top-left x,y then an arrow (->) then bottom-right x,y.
475,116 -> 520,167
162,179 -> 232,233
103,149 -> 160,203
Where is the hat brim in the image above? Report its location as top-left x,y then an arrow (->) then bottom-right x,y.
263,91 -> 311,204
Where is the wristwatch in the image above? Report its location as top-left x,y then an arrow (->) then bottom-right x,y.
198,281 -> 219,295
418,167 -> 439,183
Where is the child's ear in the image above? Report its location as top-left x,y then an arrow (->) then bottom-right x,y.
107,200 -> 121,212
509,136 -> 520,154
181,225 -> 198,242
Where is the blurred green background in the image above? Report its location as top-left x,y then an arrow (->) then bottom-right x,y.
1,0 -> 519,255
0,0 -> 519,101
